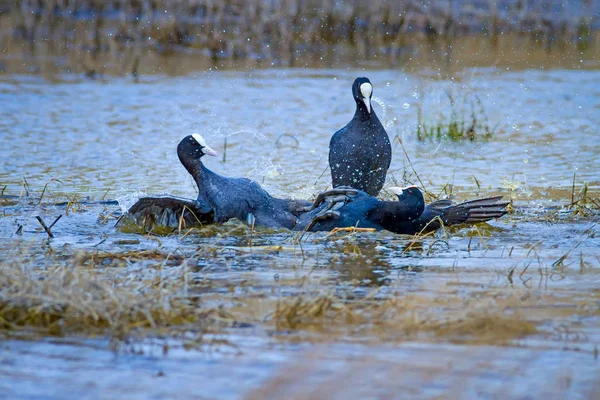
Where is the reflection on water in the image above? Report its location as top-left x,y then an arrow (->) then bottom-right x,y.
1,67 -> 599,398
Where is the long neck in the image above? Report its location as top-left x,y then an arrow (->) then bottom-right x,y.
180,154 -> 211,198
354,99 -> 375,122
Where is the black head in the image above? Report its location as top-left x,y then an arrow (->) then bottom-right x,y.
388,186 -> 425,221
177,134 -> 217,171
352,77 -> 373,115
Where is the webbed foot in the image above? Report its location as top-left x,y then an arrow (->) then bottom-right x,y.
309,187 -> 360,210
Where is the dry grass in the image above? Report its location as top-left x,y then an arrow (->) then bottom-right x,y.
0,249 -> 235,339
1,237 -> 599,349
271,291 -> 539,344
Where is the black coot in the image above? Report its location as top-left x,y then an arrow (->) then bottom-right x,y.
119,134 -> 309,231
177,134 -> 308,229
294,186 -> 424,233
296,186 -> 509,235
329,77 -> 392,197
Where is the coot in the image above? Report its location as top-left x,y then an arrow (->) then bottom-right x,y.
178,134 -> 308,229
294,186 -> 424,233
296,186 -> 509,235
329,77 -> 392,196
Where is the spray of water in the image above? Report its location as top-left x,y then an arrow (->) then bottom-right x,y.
372,96 -> 398,130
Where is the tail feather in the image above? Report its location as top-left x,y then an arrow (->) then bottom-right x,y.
442,196 -> 509,225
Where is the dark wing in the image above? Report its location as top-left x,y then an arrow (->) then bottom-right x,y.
116,196 -> 213,232
441,196 -> 509,225
328,125 -> 350,188
426,199 -> 454,210
413,196 -> 509,233
310,187 -> 362,209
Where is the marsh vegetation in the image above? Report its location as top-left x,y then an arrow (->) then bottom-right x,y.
0,0 -> 597,76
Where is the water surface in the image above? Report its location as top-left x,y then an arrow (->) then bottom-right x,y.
0,68 -> 599,399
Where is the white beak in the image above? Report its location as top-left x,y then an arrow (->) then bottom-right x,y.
388,187 -> 404,196
203,145 -> 218,157
388,186 -> 417,196
359,82 -> 373,114
363,97 -> 371,114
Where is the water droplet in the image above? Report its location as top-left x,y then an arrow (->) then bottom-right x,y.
402,103 -> 410,109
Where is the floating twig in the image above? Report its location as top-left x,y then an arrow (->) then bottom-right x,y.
34,214 -> 62,238
35,216 -> 54,238
22,178 -> 30,197
116,239 -> 140,245
570,172 -> 576,208
48,214 -> 62,230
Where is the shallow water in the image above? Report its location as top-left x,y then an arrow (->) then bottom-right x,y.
1,68 -> 599,398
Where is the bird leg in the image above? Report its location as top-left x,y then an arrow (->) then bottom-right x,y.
304,210 -> 341,232
308,188 -> 360,210
246,212 -> 256,227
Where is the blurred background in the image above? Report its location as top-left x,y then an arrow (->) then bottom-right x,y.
0,0 -> 597,77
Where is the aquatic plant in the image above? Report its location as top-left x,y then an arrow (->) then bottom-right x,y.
416,90 -> 498,142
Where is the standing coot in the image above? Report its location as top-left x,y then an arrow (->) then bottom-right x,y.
329,77 -> 392,197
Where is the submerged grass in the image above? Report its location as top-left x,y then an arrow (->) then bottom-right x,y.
3,241 -> 597,347
0,249 -> 236,340
1,182 -> 599,350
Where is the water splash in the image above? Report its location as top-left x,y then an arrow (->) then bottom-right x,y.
373,96 -> 399,130
371,97 -> 387,120
228,128 -> 267,141
247,156 -> 280,182
114,190 -> 150,213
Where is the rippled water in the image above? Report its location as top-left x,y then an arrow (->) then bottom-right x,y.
1,68 -> 599,201
1,68 -> 599,399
